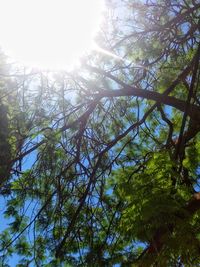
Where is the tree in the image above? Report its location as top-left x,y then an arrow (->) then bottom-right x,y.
0,0 -> 200,266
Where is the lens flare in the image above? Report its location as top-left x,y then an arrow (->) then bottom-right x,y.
0,0 -> 105,70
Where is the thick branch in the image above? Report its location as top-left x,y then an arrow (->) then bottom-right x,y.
97,87 -> 200,121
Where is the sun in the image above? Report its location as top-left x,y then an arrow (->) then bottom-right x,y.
0,0 -> 104,70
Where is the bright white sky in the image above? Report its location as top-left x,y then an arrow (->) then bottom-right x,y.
0,0 -> 105,70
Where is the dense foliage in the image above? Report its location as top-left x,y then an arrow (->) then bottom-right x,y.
0,0 -> 200,266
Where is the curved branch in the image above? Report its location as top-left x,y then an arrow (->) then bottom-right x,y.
97,87 -> 200,121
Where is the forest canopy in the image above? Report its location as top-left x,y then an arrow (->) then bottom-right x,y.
0,0 -> 200,266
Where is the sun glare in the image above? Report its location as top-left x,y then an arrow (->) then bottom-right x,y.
0,0 -> 104,70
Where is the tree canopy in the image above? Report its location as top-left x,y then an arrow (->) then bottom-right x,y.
0,0 -> 200,266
